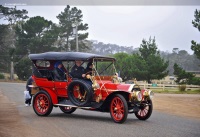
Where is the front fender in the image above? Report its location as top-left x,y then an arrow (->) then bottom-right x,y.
100,91 -> 129,112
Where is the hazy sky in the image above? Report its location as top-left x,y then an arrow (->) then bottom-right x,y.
1,5 -> 200,54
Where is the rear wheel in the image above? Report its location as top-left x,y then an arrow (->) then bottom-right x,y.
135,100 -> 153,120
33,91 -> 53,116
110,94 -> 128,123
59,106 -> 76,114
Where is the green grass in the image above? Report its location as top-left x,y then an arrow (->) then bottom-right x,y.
153,89 -> 200,94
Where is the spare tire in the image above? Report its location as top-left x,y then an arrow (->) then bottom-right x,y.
67,80 -> 93,107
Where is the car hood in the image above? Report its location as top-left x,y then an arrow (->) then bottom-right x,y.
98,81 -> 135,92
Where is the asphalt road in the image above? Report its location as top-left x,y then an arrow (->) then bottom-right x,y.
0,82 -> 200,137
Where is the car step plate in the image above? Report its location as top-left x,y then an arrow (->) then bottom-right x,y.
54,100 -> 91,109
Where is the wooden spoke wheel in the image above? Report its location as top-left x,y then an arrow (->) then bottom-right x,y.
59,106 -> 76,114
110,94 -> 128,123
33,91 -> 53,116
135,100 -> 153,120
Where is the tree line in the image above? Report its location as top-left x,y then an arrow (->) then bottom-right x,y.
0,5 -> 199,85
92,41 -> 200,75
0,5 -> 90,80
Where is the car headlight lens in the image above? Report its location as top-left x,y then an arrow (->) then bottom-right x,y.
143,89 -> 154,99
148,90 -> 154,99
131,91 -> 142,101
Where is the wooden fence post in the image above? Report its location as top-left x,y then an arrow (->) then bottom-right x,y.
163,84 -> 164,91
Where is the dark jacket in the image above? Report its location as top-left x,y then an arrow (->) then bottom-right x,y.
85,62 -> 93,75
53,67 -> 66,81
85,68 -> 92,75
70,65 -> 85,79
26,76 -> 33,91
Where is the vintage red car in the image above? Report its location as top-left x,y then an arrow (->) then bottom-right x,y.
29,52 -> 154,123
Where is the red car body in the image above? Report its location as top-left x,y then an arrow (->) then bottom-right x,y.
29,52 -> 153,123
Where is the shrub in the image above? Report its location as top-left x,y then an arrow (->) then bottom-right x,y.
15,58 -> 32,80
0,73 -> 5,79
179,84 -> 186,92
188,77 -> 200,85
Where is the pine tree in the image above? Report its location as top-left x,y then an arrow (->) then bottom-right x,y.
56,5 -> 89,52
139,37 -> 169,83
191,9 -> 200,59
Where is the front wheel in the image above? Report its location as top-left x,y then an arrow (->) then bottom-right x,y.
135,100 -> 153,120
33,91 -> 53,116
59,106 -> 76,114
110,94 -> 128,123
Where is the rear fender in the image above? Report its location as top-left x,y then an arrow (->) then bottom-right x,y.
39,87 -> 58,104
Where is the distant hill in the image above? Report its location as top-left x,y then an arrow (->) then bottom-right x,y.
91,41 -> 135,55
91,41 -> 200,75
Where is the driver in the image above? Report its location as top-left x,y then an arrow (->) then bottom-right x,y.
70,60 -> 85,79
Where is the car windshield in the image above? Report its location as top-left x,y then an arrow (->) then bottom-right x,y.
95,61 -> 116,76
63,60 -> 116,76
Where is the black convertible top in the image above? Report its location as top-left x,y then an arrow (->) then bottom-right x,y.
29,52 -> 115,61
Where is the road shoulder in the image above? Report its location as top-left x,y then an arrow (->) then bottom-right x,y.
153,93 -> 200,119
0,91 -> 35,137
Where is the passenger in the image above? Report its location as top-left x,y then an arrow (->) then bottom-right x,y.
53,61 -> 66,81
84,62 -> 93,76
70,60 -> 85,79
25,76 -> 33,106
84,62 -> 93,85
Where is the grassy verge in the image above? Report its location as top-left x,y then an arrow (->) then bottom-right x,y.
0,79 -> 26,83
153,89 -> 200,94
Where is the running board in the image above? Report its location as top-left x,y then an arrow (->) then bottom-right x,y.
54,103 -> 91,109
54,99 -> 104,109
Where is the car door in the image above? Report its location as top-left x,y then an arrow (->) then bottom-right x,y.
54,81 -> 68,97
